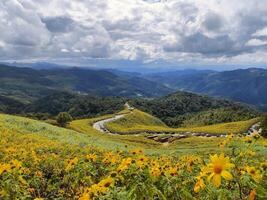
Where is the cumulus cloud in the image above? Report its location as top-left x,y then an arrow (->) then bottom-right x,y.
0,0 -> 267,65
42,16 -> 75,33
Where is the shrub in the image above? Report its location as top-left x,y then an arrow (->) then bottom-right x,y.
56,112 -> 73,127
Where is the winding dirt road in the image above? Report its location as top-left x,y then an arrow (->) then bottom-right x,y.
92,114 -> 125,133
91,104 -> 260,143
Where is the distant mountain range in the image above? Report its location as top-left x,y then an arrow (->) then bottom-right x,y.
0,63 -> 259,127
145,68 -> 267,111
0,64 -> 172,103
1,63 -> 267,112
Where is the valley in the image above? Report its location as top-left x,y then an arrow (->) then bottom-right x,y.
145,68 -> 267,111
1,1 -> 267,198
0,64 -> 266,200
92,108 -> 259,143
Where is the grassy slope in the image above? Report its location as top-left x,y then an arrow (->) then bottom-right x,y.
69,113 -> 230,155
0,113 -> 172,154
106,110 -> 168,134
0,113 -> 232,155
106,109 -> 259,134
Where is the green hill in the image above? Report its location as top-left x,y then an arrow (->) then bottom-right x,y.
106,109 -> 259,134
24,91 -> 126,117
130,91 -> 258,127
0,113 -> 161,151
0,95 -> 25,114
106,110 -> 167,134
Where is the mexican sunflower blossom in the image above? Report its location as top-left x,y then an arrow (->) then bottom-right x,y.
204,154 -> 234,187
194,171 -> 206,193
194,176 -> 205,193
246,166 -> 262,182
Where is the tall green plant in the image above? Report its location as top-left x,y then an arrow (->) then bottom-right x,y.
57,112 -> 73,127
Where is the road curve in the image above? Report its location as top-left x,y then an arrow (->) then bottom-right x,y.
92,114 -> 125,133
92,105 -> 261,143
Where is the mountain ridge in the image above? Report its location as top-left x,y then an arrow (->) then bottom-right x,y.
144,68 -> 267,110
0,64 -> 173,102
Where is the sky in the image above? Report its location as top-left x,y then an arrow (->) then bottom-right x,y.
0,0 -> 267,69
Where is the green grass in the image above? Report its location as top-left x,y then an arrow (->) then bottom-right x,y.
0,109 -> 263,156
175,118 -> 259,134
0,113 -> 169,154
0,113 -> 233,155
106,109 -> 168,134
106,109 -> 259,134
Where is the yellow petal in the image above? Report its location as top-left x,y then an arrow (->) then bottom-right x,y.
210,154 -> 218,163
207,173 -> 214,182
212,174 -> 221,187
225,163 -> 235,169
221,170 -> 233,180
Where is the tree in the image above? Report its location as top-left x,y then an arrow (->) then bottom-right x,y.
56,112 -> 73,127
261,114 -> 267,137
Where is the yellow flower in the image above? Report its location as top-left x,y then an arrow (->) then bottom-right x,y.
246,166 -> 262,182
227,133 -> 234,140
243,136 -> 253,143
110,155 -> 120,165
117,158 -> 132,172
194,177 -> 205,193
136,155 -> 149,168
0,163 -> 11,175
79,192 -> 91,200
183,155 -> 200,172
10,159 -> 23,170
246,150 -> 256,157
65,157 -> 79,171
149,161 -> 161,178
98,177 -> 114,189
34,198 -> 44,200
80,177 -> 114,199
166,167 -> 178,176
86,154 -> 97,162
204,154 -> 234,187
150,166 -> 161,178
130,148 -> 143,155
260,160 -> 267,170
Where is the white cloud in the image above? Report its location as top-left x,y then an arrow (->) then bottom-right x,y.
0,0 -> 266,65
253,27 -> 267,37
246,39 -> 267,46
61,48 -> 69,53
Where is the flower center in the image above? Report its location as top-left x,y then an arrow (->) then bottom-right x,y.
214,165 -> 223,174
104,182 -> 111,187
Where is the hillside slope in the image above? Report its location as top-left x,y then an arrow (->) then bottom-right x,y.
145,68 -> 267,110
1,114 -> 266,200
105,109 -> 258,134
106,109 -> 167,133
130,91 -> 258,127
0,113 -> 160,150
24,91 -> 126,117
0,64 -> 172,102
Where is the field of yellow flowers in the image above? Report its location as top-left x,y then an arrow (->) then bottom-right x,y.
1,125 -> 266,200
